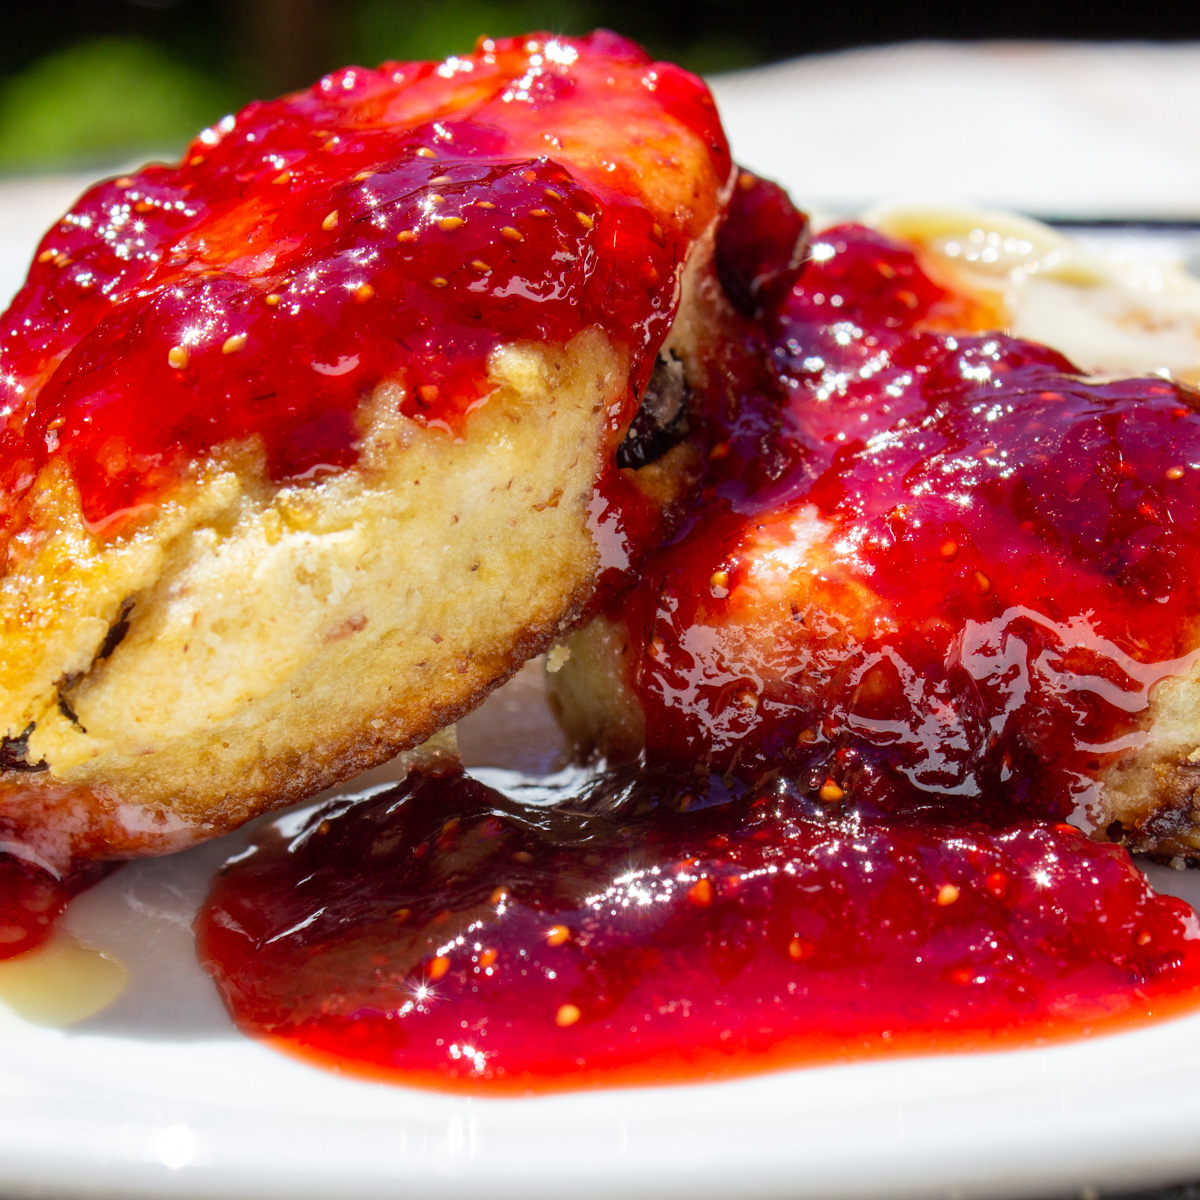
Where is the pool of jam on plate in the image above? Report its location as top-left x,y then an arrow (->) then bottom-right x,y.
0,30 -> 728,540
612,177 -> 1200,829
196,762 -> 1200,1093
0,853 -> 109,960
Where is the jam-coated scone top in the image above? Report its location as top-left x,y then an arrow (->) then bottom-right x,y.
551,174 -> 1200,858
0,32 -> 733,866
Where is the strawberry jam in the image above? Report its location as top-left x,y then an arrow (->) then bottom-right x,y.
613,187 -> 1200,831
196,762 -> 1200,1092
0,854 -> 67,959
194,180 -> 1200,1092
0,32 -> 728,540
0,853 -> 109,959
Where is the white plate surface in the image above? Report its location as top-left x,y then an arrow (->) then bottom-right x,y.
1,664 -> 1199,1200
5,45 -> 1200,1200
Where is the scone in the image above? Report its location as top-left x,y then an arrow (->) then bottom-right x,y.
551,173 -> 1200,857
0,32 -> 734,866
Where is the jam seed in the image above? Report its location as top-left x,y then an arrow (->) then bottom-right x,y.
322,210 -> 339,231
222,333 -> 247,355
818,779 -> 844,803
501,226 -> 524,242
437,216 -> 465,232
936,883 -> 961,906
428,956 -> 451,981
688,878 -> 714,907
546,924 -> 571,946
167,345 -> 189,369
555,1003 -> 581,1027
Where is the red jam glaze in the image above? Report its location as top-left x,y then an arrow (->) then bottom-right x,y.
614,184 -> 1200,826
0,853 -> 109,959
196,763 -> 1200,1093
714,172 -> 810,319
195,185 -> 1200,1092
0,31 -> 729,540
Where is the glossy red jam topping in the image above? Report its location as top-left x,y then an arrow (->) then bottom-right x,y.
617,188 -> 1200,827
194,182 -> 1200,1093
0,32 -> 729,540
714,172 -> 810,319
197,763 -> 1200,1092
0,853 -> 108,959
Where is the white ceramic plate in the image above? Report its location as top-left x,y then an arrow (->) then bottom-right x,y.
0,661 -> 1199,1200
6,48 -> 1200,1200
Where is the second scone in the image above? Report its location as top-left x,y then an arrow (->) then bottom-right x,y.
551,175 -> 1200,857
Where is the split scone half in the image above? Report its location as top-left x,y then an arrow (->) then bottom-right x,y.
550,177 -> 1200,858
0,32 -> 734,866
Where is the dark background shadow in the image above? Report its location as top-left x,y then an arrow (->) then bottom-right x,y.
2,0 -> 1199,173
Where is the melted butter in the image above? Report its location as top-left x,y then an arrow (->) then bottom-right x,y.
865,203 -> 1113,286
0,932 -> 126,1027
862,203 -> 1200,382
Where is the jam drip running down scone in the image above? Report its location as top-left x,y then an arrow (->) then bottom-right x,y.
552,173 -> 1200,856
0,32 -> 733,868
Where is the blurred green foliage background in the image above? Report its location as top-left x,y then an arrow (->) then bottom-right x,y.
0,0 -> 771,173
0,0 -> 1196,174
